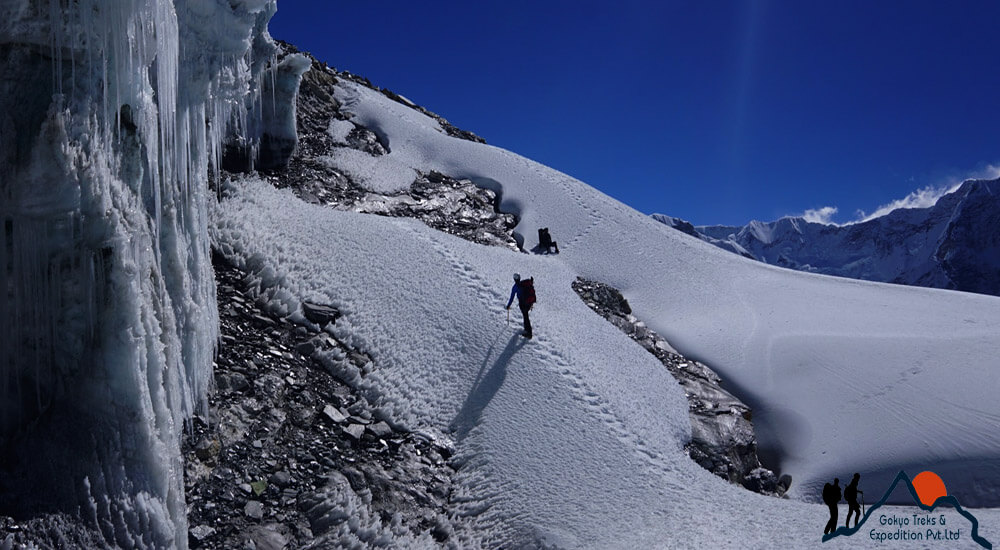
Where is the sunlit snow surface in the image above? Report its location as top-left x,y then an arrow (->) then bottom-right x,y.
214,80 -> 1000,548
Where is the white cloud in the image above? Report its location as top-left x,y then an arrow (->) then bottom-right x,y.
970,163 -> 1000,181
790,163 -> 1000,226
850,163 -> 1000,224
800,206 -> 839,225
853,185 -> 957,223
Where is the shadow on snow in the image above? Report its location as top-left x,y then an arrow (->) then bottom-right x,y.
449,332 -> 525,441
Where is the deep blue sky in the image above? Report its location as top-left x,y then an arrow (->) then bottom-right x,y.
269,1 -> 1000,226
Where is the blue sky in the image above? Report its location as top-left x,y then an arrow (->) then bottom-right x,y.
269,1 -> 1000,226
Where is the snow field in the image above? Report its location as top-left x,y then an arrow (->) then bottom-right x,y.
330,79 -> 1000,508
214,178 -> 1000,548
208,70 -> 1000,548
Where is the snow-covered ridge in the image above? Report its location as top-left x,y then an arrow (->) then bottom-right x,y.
0,1 -> 306,546
653,178 -> 1000,297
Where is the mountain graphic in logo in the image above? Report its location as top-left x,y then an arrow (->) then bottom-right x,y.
823,470 -> 992,549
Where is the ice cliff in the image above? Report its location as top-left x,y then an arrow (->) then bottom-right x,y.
0,1 -> 305,547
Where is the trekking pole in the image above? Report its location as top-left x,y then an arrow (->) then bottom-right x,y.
506,308 -> 510,326
861,491 -> 865,516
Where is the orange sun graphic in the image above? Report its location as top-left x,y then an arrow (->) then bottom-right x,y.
912,471 -> 948,506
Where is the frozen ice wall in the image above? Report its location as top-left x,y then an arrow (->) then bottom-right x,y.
254,52 -> 312,170
0,1 -> 298,547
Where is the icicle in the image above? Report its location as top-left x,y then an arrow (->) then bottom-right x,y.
1,0 -> 281,547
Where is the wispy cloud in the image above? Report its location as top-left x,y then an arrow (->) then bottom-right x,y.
853,184 -> 958,223
963,163 -> 1000,183
801,206 -> 839,225
799,163 -> 1000,226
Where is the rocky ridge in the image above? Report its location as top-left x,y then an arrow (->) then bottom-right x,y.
280,39 -> 486,146
262,43 -> 517,251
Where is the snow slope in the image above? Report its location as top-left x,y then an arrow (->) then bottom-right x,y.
332,80 -> 1000,502
212,78 -> 1000,547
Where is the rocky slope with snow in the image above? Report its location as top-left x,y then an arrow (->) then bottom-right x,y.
653,178 -> 1000,297
269,42 -> 781,495
207,39 -> 1000,549
4,2 -> 1000,549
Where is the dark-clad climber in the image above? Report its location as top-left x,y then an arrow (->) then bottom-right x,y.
505,273 -> 536,339
844,473 -> 862,528
537,227 -> 559,254
823,477 -> 842,535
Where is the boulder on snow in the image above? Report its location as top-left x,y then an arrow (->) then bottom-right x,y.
302,302 -> 340,325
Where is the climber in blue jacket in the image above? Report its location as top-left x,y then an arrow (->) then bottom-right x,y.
506,273 -> 536,339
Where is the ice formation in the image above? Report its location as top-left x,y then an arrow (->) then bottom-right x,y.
0,1 -> 304,546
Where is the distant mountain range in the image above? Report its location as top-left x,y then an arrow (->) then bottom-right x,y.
653,178 -> 1000,297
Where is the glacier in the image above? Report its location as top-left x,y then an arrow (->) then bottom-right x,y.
0,1 -> 306,547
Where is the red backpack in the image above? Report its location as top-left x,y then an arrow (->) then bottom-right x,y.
520,278 -> 536,306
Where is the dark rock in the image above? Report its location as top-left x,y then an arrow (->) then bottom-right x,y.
189,524 -> 216,544
250,524 -> 290,550
253,314 -> 276,327
195,438 -> 221,462
321,405 -> 347,423
245,500 -> 264,520
216,372 -> 250,392
343,424 -> 366,439
302,302 -> 340,326
269,471 -> 293,489
778,474 -> 793,494
345,126 -> 388,156
290,405 -> 315,427
340,467 -> 366,491
295,340 -> 316,356
367,421 -> 392,439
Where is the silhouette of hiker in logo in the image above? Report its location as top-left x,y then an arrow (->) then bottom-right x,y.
845,473 -> 863,528
823,477 -> 842,534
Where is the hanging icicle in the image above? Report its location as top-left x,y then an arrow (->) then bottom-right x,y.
0,1 -> 284,547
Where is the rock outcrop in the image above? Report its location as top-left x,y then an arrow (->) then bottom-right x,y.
572,278 -> 789,496
262,44 -> 518,251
